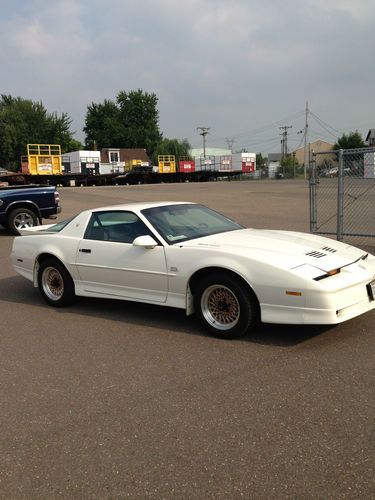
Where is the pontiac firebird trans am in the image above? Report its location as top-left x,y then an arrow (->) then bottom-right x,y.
10,201 -> 375,339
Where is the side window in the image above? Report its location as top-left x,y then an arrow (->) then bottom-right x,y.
84,211 -> 152,243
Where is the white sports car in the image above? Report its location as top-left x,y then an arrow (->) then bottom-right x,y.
10,201 -> 375,339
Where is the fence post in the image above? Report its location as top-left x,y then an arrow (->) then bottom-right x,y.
309,151 -> 317,233
336,149 -> 344,241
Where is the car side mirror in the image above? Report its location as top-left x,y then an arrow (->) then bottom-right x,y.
132,235 -> 158,249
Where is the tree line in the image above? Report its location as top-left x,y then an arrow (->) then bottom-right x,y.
0,90 -> 191,171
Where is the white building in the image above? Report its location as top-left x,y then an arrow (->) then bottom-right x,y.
267,153 -> 282,178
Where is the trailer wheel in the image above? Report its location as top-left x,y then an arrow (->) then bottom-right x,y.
8,208 -> 38,235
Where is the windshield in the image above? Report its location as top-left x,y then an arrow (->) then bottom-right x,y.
142,204 -> 243,244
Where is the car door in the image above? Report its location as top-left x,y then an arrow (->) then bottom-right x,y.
75,210 -> 168,302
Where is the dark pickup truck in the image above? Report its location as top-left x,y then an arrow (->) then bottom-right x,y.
0,185 -> 61,235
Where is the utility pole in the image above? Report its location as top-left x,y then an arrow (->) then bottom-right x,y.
303,101 -> 309,179
197,127 -> 210,159
226,138 -> 235,153
279,125 -> 292,160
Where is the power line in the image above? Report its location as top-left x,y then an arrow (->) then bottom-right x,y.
309,111 -> 341,135
191,105 -> 367,155
208,110 -> 305,143
309,113 -> 339,139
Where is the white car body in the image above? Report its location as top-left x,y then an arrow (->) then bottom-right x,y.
10,201 -> 375,338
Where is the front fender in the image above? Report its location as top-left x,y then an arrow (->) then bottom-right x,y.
169,246 -> 311,310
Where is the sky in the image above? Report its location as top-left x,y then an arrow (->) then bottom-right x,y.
1,0 -> 374,155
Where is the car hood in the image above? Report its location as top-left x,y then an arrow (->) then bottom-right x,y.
180,228 -> 367,272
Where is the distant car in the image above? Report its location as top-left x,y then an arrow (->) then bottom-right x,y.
320,167 -> 352,178
327,167 -> 338,177
10,202 -> 375,339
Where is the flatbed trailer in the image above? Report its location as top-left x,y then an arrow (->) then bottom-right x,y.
116,169 -> 244,184
0,170 -> 245,187
0,173 -> 119,187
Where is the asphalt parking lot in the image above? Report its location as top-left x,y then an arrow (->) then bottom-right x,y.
0,180 -> 374,499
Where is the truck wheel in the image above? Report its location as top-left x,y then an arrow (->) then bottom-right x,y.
38,258 -> 76,307
194,272 -> 259,339
8,208 -> 38,235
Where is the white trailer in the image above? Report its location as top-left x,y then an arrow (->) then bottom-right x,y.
62,150 -> 101,174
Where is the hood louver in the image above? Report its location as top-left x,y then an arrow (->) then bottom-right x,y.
305,246 -> 338,259
321,246 -> 337,253
305,250 -> 326,258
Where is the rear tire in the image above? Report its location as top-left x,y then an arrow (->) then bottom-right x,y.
8,208 -> 38,235
194,272 -> 259,339
37,258 -> 76,307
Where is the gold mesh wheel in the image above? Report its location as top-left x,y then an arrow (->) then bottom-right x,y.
38,258 -> 76,307
201,284 -> 240,331
42,266 -> 64,301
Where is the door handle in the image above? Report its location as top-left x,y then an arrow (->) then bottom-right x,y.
79,248 -> 91,253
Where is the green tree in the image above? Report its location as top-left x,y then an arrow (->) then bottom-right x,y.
0,95 -> 80,170
152,138 -> 191,165
256,153 -> 266,169
63,138 -> 84,153
280,154 -> 300,178
333,131 -> 365,150
332,131 -> 367,176
84,89 -> 162,156
84,99 -> 122,149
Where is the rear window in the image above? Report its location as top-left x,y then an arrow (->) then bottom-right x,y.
43,216 -> 76,233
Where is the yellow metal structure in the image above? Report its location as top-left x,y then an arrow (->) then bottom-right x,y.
25,144 -> 63,175
124,159 -> 145,172
158,155 -> 176,174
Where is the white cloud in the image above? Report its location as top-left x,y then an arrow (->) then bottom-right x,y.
1,0 -> 90,61
311,0 -> 375,19
0,0 -> 374,150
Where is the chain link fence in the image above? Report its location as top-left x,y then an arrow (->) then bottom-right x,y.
309,147 -> 375,251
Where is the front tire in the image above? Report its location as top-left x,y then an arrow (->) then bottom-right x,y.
194,273 -> 259,339
8,208 -> 38,235
38,258 -> 76,307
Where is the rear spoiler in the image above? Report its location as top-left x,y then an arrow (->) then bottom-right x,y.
18,224 -> 56,236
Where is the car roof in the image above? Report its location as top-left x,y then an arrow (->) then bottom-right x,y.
88,201 -> 196,214
81,201 -> 196,213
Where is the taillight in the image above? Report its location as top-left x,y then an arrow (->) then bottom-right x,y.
54,190 -> 60,204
